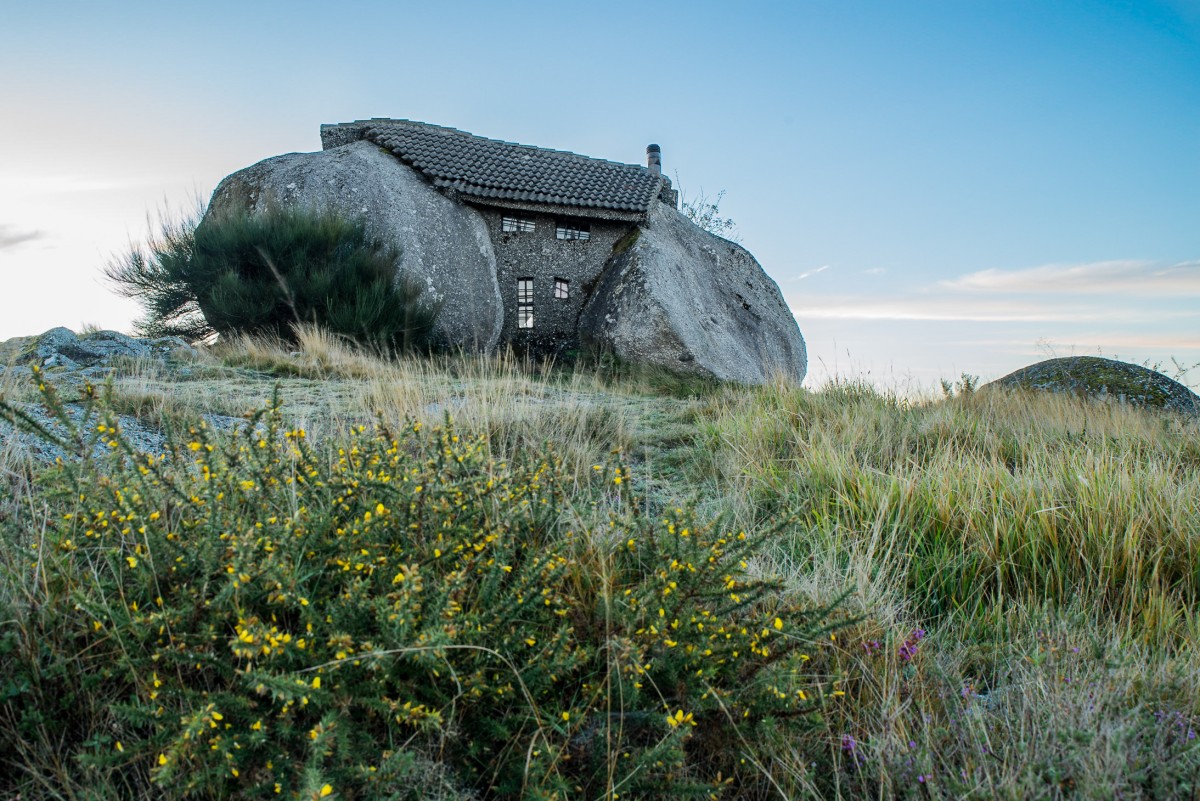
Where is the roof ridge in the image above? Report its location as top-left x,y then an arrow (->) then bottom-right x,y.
323,118 -> 652,173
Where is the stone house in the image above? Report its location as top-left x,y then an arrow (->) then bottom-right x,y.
319,119 -> 679,358
207,119 -> 808,384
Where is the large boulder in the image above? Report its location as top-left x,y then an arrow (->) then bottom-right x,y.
988,356 -> 1200,416
578,204 -> 807,384
205,140 -> 502,351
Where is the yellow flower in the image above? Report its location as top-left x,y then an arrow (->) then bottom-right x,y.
666,709 -> 695,728
115,741 -> 124,752
320,785 -> 333,797
312,676 -> 321,689
158,753 -> 168,765
561,711 -> 570,722
774,617 -> 783,631
125,556 -> 138,568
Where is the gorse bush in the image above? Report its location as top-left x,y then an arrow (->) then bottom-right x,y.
0,372 -> 845,800
106,204 -> 439,351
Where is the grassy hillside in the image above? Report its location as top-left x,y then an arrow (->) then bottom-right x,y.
2,329 -> 1198,800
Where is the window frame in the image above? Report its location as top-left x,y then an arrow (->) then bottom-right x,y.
555,221 -> 591,241
553,278 -> 570,299
516,277 -> 534,329
502,216 -> 536,233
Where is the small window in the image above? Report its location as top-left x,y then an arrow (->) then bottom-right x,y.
517,277 -> 534,329
554,278 -> 569,299
517,278 -> 533,305
556,221 -> 590,241
502,216 -> 536,233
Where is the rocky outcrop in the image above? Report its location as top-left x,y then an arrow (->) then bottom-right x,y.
205,140 -> 503,351
2,327 -> 195,372
988,357 -> 1200,416
578,204 -> 807,384
0,328 -> 214,462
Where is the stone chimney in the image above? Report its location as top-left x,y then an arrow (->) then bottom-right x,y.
646,144 -> 662,175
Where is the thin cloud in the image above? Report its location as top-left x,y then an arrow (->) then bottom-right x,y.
1039,333 -> 1200,351
795,265 -> 831,281
939,259 -> 1200,296
787,293 -> 1199,324
864,267 -> 886,275
0,225 -> 44,250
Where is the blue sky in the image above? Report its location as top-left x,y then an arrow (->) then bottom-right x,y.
1,0 -> 1197,389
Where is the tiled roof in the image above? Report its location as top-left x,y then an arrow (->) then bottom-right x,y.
323,119 -> 663,215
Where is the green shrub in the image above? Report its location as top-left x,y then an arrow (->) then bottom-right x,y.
0,372 -> 844,800
106,204 -> 438,351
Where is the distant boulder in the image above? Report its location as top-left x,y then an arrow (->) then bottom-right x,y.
205,140 -> 503,351
2,327 -> 193,371
578,203 -> 807,384
988,356 -> 1200,416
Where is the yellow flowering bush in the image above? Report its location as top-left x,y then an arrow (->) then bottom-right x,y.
0,375 -> 843,800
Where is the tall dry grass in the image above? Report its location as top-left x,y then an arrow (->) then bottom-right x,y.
692,377 -> 1200,797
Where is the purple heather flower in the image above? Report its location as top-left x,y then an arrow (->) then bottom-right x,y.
898,628 -> 926,662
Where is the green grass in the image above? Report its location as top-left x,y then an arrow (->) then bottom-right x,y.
2,336 -> 1199,799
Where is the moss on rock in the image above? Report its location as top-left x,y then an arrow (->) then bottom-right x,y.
988,356 -> 1200,416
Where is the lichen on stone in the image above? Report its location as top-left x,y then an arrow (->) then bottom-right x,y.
988,356 -> 1200,417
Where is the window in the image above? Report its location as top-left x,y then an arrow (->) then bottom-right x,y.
517,278 -> 534,329
502,216 -> 536,233
556,221 -> 590,241
554,278 -> 569,299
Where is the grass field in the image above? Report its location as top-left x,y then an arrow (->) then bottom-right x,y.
2,329 -> 1198,799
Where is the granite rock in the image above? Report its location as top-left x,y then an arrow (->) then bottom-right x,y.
988,357 -> 1200,416
578,204 -> 807,384
204,140 -> 502,351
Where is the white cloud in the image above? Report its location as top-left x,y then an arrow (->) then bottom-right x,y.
785,293 -> 1196,323
939,259 -> 1200,296
795,264 -> 831,280
1038,333 -> 1200,351
0,224 -> 44,250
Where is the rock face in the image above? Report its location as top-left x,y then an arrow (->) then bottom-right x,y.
989,357 -> 1200,416
205,140 -> 503,351
578,203 -> 807,384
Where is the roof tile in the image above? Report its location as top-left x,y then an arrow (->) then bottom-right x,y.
342,119 -> 662,215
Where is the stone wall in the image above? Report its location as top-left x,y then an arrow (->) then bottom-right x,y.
472,206 -> 633,357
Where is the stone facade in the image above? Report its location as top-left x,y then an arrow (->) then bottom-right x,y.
473,207 -> 633,357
